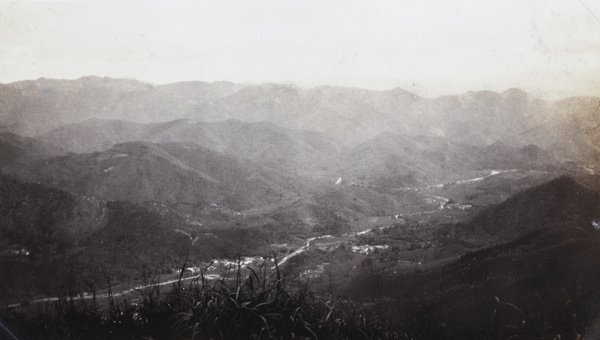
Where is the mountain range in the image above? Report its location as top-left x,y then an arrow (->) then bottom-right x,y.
1,77 -> 598,163
1,77 -> 599,337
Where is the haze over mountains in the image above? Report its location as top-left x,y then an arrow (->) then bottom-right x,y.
1,76 -> 598,254
1,76 -> 598,237
1,77 -> 598,162
1,77 -> 598,191
1,77 -> 599,337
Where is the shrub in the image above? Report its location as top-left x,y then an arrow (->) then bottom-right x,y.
1,259 -> 399,339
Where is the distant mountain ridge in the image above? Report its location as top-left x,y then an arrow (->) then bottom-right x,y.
39,118 -> 343,173
20,117 -> 563,195
1,77 -> 598,162
5,141 -> 306,211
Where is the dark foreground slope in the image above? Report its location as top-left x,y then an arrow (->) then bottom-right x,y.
346,176 -> 600,339
0,175 -> 109,302
452,175 -> 600,245
0,175 -> 278,304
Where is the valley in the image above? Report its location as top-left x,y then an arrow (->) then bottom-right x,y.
2,168 -> 556,307
0,78 -> 599,339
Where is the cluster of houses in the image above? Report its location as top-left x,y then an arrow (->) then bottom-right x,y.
444,203 -> 473,211
5,247 -> 30,257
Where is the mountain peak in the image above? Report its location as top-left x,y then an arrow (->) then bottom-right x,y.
538,175 -> 584,194
501,88 -> 528,97
465,175 -> 599,243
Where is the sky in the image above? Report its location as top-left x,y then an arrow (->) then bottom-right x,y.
0,0 -> 599,98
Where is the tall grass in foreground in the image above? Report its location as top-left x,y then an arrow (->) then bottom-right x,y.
1,258 -> 399,339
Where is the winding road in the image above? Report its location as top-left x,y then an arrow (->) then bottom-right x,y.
7,170 -> 512,309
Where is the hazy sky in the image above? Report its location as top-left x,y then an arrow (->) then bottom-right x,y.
1,0 -> 599,98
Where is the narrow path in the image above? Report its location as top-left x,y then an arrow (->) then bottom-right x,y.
7,272 -> 222,309
274,235 -> 333,268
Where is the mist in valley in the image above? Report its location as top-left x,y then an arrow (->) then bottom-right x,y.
1,1 -> 600,339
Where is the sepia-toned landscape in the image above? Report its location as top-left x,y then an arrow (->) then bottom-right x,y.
1,77 -> 599,339
1,1 -> 599,339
